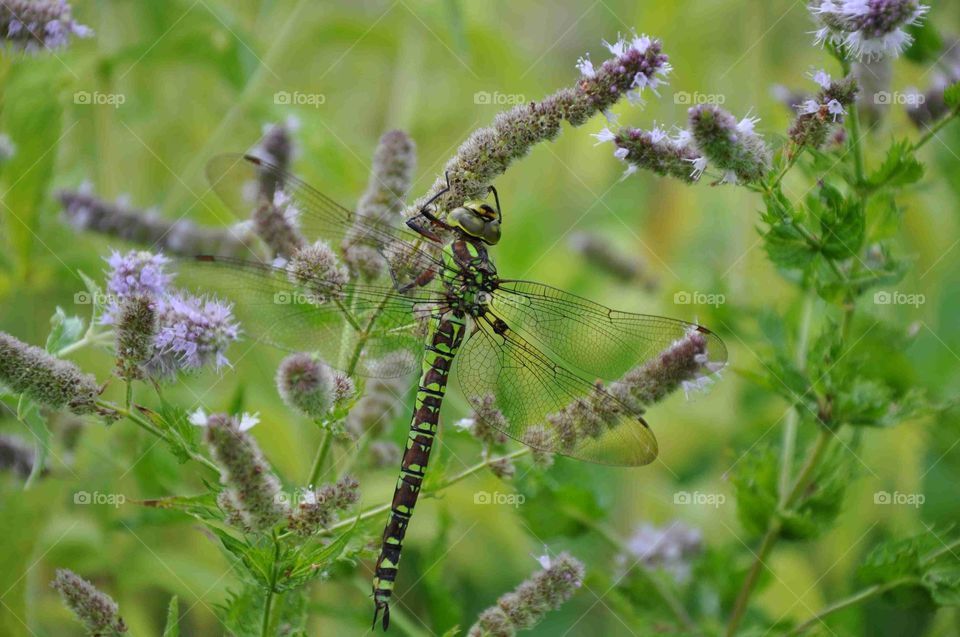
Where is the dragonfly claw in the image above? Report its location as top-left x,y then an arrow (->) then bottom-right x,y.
372,600 -> 390,631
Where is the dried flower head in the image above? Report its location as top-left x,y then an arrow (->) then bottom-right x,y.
407,32 -> 670,235
344,130 -> 417,280
287,474 -> 360,536
276,352 -> 335,418
809,0 -> 929,59
688,105 -> 771,184
199,412 -> 287,532
467,552 -> 584,636
51,569 -> 127,635
0,332 -> 100,414
285,240 -> 349,305
1,0 -> 92,53
616,521 -> 703,583
113,294 -> 157,381
789,72 -> 859,150
60,187 -> 260,259
521,425 -> 555,469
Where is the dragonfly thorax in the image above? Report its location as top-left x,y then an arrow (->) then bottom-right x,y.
442,238 -> 499,316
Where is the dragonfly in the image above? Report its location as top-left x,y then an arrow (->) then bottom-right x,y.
179,154 -> 727,631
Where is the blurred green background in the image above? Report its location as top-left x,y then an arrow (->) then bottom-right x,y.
1,0 -> 959,635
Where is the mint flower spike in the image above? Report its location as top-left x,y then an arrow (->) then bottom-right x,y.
59,187 -> 260,260
344,130 -> 417,280
0,332 -> 100,414
789,71 -> 859,151
605,124 -> 704,183
809,0 -> 929,60
287,474 -> 360,536
114,294 -> 157,382
688,104 -> 771,185
406,31 -> 670,232
102,250 -> 171,324
276,352 -> 339,418
0,0 -> 93,54
51,569 -> 127,636
467,552 -> 585,637
196,411 -> 287,532
617,521 -> 703,584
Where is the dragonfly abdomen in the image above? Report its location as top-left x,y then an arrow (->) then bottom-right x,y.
372,311 -> 466,630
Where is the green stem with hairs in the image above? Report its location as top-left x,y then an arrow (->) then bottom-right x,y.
912,107 -> 960,151
307,429 -> 333,487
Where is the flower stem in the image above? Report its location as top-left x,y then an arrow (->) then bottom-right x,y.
726,428 -> 834,637
261,533 -> 282,637
779,294 -> 814,504
912,107 -> 960,151
307,429 -> 333,487
784,578 -> 918,636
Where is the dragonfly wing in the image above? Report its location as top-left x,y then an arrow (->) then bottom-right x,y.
491,280 -> 727,389
205,154 -> 446,283
173,255 -> 442,377
455,313 -> 658,466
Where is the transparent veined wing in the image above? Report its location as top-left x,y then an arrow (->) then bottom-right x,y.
489,279 -> 727,386
455,313 -> 658,466
173,255 -> 445,377
169,154 -> 454,377
204,153 -> 448,289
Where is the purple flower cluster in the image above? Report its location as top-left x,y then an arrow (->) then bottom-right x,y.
102,250 -> 239,378
810,0 -> 929,59
51,569 -> 127,635
1,0 -> 92,53
789,70 -> 859,150
617,521 -> 703,583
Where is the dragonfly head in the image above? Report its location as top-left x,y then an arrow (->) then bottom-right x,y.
447,201 -> 501,245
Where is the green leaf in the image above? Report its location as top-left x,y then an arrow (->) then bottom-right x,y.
45,307 -> 85,354
137,399 -> 203,464
779,444 -> 853,540
163,596 -> 180,637
731,445 -> 779,537
763,223 -> 817,270
922,563 -> 960,606
944,81 -> 960,109
816,194 -> 865,260
860,529 -> 960,607
904,21 -> 943,64
867,142 -> 924,190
